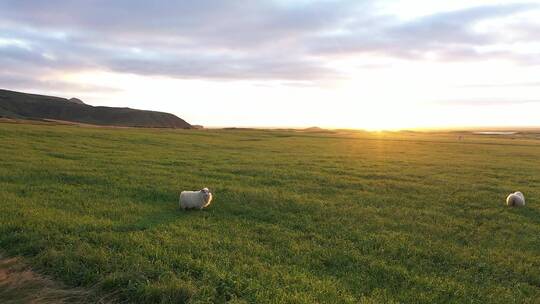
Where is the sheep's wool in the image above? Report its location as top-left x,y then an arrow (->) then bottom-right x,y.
506,191 -> 525,207
179,188 -> 213,210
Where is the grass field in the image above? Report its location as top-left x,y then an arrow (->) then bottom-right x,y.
0,122 -> 539,303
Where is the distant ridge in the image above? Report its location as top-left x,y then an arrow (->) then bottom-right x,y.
68,97 -> 85,105
0,89 -> 191,128
304,126 -> 324,131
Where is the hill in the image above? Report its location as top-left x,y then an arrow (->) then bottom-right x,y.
0,89 -> 191,128
68,97 -> 85,105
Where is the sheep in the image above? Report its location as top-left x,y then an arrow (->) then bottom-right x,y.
506,191 -> 525,207
179,188 -> 213,210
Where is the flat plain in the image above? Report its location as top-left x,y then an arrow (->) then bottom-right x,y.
0,122 -> 539,303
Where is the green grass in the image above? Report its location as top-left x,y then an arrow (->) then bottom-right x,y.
0,122 -> 539,303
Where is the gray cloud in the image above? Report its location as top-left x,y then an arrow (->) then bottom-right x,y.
0,0 -> 539,85
308,3 -> 540,62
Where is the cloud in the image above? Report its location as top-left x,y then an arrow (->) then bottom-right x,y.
0,0 -> 539,84
0,71 -> 121,94
308,3 -> 540,62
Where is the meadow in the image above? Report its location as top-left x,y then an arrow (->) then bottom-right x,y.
0,122 -> 539,303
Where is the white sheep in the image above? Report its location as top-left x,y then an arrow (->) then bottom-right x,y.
179,188 -> 213,210
506,191 -> 525,207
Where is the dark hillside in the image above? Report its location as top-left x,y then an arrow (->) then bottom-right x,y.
0,89 -> 191,128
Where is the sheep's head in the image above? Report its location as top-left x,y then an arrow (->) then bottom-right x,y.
200,188 -> 213,206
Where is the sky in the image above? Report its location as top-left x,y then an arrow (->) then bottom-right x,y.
1,0 -> 540,130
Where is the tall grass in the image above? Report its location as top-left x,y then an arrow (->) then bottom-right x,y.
0,123 -> 539,303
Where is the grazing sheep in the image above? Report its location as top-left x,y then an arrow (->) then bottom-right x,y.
179,188 -> 213,210
506,191 -> 525,207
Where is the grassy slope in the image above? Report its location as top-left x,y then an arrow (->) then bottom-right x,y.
0,123 -> 539,303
